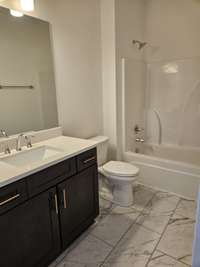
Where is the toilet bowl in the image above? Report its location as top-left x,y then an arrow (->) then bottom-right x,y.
99,161 -> 139,206
89,136 -> 140,207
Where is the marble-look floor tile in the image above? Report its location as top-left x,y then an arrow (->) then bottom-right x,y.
136,212 -> 170,234
91,206 -> 140,246
135,192 -> 179,234
49,186 -> 196,267
102,223 -> 160,267
56,261 -> 100,267
132,184 -> 156,211
157,214 -> 195,266
148,250 -> 188,267
49,243 -> 74,267
99,197 -> 114,215
175,199 -> 196,220
61,234 -> 112,266
147,192 -> 180,216
111,205 -> 140,220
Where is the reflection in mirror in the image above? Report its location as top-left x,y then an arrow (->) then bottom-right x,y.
0,6 -> 58,135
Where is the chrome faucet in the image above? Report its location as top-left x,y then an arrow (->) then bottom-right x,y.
135,138 -> 145,143
16,133 -> 25,151
0,129 -> 11,154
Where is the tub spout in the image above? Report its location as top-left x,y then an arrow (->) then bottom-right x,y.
135,138 -> 145,143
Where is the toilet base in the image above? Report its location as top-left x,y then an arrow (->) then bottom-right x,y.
98,168 -> 138,207
113,183 -> 134,207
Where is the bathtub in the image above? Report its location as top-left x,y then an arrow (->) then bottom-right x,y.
123,144 -> 200,199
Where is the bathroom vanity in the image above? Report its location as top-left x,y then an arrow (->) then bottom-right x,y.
0,5 -> 99,267
0,136 -> 99,267
0,6 -> 99,266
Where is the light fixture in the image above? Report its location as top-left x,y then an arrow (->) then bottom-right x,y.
20,0 -> 34,12
10,9 -> 24,17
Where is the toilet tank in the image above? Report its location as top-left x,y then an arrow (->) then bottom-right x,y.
89,136 -> 109,166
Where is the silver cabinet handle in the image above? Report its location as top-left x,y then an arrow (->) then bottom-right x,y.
63,189 -> 67,209
83,156 -> 96,164
54,194 -> 59,214
0,193 -> 20,206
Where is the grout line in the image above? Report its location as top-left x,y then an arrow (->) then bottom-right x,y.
156,249 -> 191,267
52,200 -> 115,267
145,198 -> 182,267
134,221 -> 169,236
90,232 -> 115,248
99,189 -> 158,267
53,186 -> 181,267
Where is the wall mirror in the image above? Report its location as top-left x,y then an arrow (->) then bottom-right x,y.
0,6 -> 58,136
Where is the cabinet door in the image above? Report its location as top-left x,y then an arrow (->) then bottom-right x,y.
58,165 -> 99,249
0,187 -> 60,267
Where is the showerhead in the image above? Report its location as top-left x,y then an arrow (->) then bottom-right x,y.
139,42 -> 147,49
132,40 -> 147,50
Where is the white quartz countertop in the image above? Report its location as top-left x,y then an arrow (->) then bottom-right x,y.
0,136 -> 97,188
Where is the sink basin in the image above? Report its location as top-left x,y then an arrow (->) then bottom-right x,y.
0,146 -> 63,167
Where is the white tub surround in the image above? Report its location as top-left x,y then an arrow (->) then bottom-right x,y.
142,143 -> 200,166
0,135 -> 97,188
123,151 -> 200,200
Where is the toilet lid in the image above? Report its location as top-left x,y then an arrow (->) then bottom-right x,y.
103,161 -> 139,177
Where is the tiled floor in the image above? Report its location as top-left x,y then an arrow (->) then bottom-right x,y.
49,184 -> 196,267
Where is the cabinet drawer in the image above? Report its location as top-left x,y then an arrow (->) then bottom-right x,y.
76,148 -> 97,172
28,158 -> 76,197
0,179 -> 27,215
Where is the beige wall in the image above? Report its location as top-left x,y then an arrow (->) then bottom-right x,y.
1,0 -> 103,139
145,0 -> 200,62
100,0 -> 117,159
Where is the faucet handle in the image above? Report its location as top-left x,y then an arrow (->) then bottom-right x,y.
4,146 -> 11,155
0,129 -> 9,138
134,125 -> 144,134
24,135 -> 35,148
0,130 -> 11,154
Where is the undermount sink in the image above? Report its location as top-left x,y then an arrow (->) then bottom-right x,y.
0,146 -> 63,167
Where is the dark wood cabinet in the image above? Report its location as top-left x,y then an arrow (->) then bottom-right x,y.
0,187 -> 60,267
0,148 -> 99,267
58,165 -> 99,249
0,179 -> 28,215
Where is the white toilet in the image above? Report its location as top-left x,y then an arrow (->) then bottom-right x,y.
90,136 -> 139,207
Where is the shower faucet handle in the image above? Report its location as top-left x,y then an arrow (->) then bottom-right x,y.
135,138 -> 145,144
134,125 -> 144,134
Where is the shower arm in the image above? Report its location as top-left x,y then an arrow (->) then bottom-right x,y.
132,40 -> 147,50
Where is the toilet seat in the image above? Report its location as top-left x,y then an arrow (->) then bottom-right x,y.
102,161 -> 139,177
